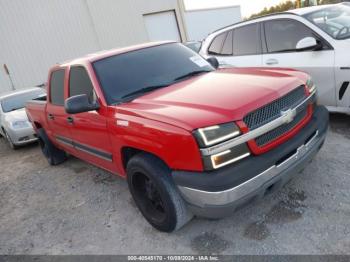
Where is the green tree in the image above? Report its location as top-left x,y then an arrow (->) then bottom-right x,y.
247,0 -> 297,20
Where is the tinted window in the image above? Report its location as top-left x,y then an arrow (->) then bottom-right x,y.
221,30 -> 233,55
208,32 -> 227,54
69,66 -> 95,102
233,24 -> 260,56
93,43 -> 214,105
264,19 -> 314,53
1,89 -> 46,113
50,69 -> 65,106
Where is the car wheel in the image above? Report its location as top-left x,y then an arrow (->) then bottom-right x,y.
127,153 -> 193,232
4,130 -> 18,150
37,128 -> 67,165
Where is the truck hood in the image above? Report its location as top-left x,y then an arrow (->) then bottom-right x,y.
117,68 -> 308,131
4,108 -> 29,122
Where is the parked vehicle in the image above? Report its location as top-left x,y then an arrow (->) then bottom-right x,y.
183,41 -> 202,53
26,42 -> 328,232
0,88 -> 46,149
200,3 -> 350,115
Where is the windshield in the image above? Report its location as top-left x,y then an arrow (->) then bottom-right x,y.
1,89 -> 46,113
304,5 -> 350,39
93,43 -> 214,104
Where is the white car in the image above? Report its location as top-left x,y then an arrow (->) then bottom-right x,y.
0,88 -> 46,149
200,3 -> 350,114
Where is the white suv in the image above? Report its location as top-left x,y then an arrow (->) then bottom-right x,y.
200,3 -> 350,114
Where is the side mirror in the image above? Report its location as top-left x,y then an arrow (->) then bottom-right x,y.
296,37 -> 321,51
206,57 -> 219,69
65,94 -> 100,114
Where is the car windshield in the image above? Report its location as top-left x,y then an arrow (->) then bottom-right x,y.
304,4 -> 350,40
92,43 -> 214,104
1,89 -> 46,113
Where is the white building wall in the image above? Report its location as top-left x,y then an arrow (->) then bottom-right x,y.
183,6 -> 241,41
0,0 -> 185,93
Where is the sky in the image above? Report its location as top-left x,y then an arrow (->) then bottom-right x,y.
183,0 -> 287,18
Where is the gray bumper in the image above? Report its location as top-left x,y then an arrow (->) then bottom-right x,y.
173,106 -> 328,218
7,126 -> 38,145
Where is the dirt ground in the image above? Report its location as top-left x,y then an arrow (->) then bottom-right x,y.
0,114 -> 349,255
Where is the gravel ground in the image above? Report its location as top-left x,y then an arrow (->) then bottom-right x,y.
0,114 -> 349,255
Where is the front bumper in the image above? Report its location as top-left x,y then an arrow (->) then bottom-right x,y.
7,126 -> 38,145
172,106 -> 328,218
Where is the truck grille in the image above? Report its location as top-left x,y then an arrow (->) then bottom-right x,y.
243,86 -> 307,147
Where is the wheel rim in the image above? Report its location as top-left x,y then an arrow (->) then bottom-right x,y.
132,172 -> 167,224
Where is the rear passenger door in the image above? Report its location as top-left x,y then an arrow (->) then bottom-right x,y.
67,66 -> 115,170
46,68 -> 74,154
207,23 -> 263,67
262,18 -> 335,107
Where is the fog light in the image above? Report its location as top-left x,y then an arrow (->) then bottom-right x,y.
211,150 -> 250,169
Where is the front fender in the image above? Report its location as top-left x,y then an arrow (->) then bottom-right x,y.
108,114 -> 203,176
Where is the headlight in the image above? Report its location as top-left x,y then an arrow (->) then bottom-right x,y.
306,77 -> 317,94
194,122 -> 241,147
12,120 -> 30,129
194,122 -> 251,170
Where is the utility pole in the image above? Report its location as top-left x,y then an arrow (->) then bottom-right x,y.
3,64 -> 15,91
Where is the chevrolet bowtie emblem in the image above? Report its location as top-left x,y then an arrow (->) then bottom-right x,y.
281,109 -> 297,124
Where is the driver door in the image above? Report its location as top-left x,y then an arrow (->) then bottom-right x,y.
262,18 -> 335,106
67,66 -> 115,171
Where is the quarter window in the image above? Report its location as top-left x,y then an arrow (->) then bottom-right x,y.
69,66 -> 96,102
50,69 -> 65,106
264,19 -> 315,53
208,32 -> 227,55
221,30 -> 233,55
233,24 -> 260,56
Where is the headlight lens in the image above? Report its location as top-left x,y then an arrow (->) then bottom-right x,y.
306,77 -> 317,94
194,122 -> 241,147
12,120 -> 30,129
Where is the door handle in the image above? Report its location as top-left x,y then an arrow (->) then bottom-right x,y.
265,58 -> 279,65
48,114 -> 54,120
67,116 -> 74,124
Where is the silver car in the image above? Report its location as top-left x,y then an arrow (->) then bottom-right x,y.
0,88 -> 46,149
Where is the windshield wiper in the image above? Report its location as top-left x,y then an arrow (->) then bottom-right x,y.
173,70 -> 212,82
120,84 -> 171,101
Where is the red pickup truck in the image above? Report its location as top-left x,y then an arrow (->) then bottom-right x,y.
26,42 -> 328,232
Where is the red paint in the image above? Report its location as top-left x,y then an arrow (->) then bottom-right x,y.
26,42 -> 312,175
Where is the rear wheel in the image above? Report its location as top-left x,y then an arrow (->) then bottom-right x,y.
127,153 -> 193,232
37,128 -> 67,165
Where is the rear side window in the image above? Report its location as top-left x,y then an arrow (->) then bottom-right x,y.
69,66 -> 95,102
208,32 -> 227,55
264,19 -> 315,53
233,24 -> 260,56
50,69 -> 65,106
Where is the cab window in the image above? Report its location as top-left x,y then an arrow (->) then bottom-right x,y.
50,69 -> 65,106
69,66 -> 96,103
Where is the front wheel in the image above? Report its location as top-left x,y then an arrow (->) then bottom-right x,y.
127,153 -> 193,232
4,130 -> 18,150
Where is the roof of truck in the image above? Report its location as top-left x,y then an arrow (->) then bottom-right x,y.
59,41 -> 175,67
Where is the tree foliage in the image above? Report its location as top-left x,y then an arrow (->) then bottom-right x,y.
247,1 -> 296,20
246,0 -> 348,20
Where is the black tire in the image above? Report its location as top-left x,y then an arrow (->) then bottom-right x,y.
37,128 -> 67,165
127,153 -> 193,232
